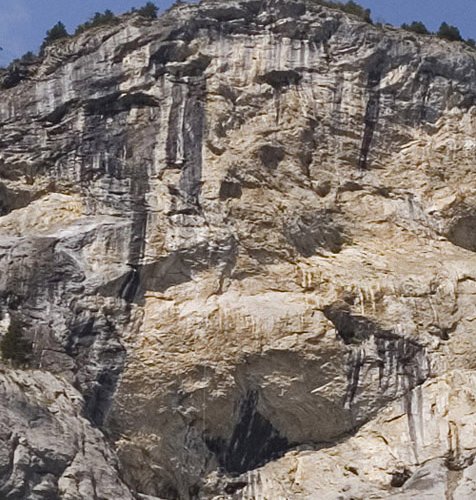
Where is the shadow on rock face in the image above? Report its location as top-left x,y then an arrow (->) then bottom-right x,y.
323,301 -> 430,408
206,391 -> 290,476
111,237 -> 238,303
447,214 -> 476,252
258,144 -> 285,170
0,183 -> 42,216
219,179 -> 242,200
285,210 -> 349,256
257,69 -> 302,89
117,335 -> 431,498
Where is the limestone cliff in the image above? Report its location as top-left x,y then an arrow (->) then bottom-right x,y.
1,0 -> 476,498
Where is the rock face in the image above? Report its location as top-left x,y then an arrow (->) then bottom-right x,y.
0,368 -> 134,499
0,0 -> 476,498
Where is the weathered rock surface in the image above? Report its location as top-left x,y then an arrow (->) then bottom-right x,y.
0,368 -> 134,499
0,0 -> 476,498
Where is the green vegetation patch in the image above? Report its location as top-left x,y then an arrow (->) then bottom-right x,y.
401,21 -> 430,35
312,0 -> 372,23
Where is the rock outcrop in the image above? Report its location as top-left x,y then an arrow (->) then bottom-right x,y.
0,368 -> 134,499
1,0 -> 476,498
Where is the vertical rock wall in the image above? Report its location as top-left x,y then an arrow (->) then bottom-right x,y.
0,1 -> 476,498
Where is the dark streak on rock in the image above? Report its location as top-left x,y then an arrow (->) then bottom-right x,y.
178,80 -> 205,208
206,391 -> 290,476
346,348 -> 364,406
67,85 -> 153,423
417,70 -> 432,122
324,302 -> 430,409
403,390 -> 419,463
358,66 -> 382,169
166,72 -> 206,214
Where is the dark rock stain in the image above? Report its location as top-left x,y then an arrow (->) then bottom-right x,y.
206,391 -> 290,475
66,311 -> 127,427
324,302 -> 430,409
416,70 -> 432,122
179,80 -> 205,207
166,72 -> 206,214
258,144 -> 285,170
219,180 -> 242,200
358,66 -> 382,169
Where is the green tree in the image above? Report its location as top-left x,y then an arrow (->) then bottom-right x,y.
401,21 -> 430,35
315,0 -> 372,23
136,2 -> 159,19
340,1 -> 372,23
91,9 -> 116,27
0,319 -> 32,367
41,21 -> 69,52
75,9 -> 119,35
18,51 -> 37,63
437,22 -> 463,42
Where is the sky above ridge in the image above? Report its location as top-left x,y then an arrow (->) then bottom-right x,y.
0,0 -> 173,64
359,0 -> 476,40
0,0 -> 475,65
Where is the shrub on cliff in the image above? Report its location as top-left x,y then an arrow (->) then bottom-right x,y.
0,51 -> 38,89
0,319 -> 32,366
7,51 -> 38,71
339,1 -> 371,22
41,22 -> 69,52
313,0 -> 372,23
75,10 -> 119,35
136,2 -> 159,19
401,21 -> 430,35
437,22 -> 463,42
17,51 -> 37,64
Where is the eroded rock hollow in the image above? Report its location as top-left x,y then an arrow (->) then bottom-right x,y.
1,0 -> 476,498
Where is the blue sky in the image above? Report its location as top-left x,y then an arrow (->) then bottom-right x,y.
0,0 -> 173,64
360,0 -> 476,39
0,0 -> 475,65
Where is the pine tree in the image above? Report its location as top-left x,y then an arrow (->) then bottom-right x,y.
41,22 -> 69,52
75,10 -> 119,35
437,22 -> 463,42
401,21 -> 430,36
137,2 -> 159,19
